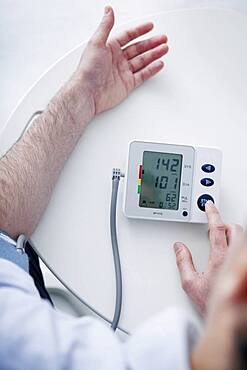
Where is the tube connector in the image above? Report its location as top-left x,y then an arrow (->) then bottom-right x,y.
112,168 -> 125,180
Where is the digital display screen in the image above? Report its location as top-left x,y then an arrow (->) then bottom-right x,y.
139,151 -> 183,210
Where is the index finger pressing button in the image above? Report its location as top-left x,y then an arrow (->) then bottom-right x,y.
205,200 -> 225,231
197,194 -> 214,212
205,200 -> 227,249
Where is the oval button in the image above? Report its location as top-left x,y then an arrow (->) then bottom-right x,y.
202,164 -> 215,173
201,178 -> 214,187
197,194 -> 214,212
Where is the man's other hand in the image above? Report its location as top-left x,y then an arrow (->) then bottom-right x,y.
173,201 -> 244,316
73,6 -> 168,116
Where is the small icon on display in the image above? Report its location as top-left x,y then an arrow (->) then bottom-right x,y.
159,202 -> 164,208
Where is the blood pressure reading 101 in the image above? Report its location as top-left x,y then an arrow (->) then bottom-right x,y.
139,151 -> 183,210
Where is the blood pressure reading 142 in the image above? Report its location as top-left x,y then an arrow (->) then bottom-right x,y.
139,151 -> 183,210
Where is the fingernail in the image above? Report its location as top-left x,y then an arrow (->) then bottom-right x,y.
163,34 -> 168,42
206,200 -> 214,207
174,242 -> 182,253
104,6 -> 111,14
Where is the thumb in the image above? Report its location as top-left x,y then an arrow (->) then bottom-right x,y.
174,242 -> 196,291
91,6 -> 115,45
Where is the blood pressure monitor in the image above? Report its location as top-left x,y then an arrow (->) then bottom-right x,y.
123,141 -> 222,223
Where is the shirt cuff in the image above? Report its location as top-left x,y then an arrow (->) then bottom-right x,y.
0,235 -> 29,272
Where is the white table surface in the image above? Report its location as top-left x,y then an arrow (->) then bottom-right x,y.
2,1 -> 247,127
1,8 -> 247,332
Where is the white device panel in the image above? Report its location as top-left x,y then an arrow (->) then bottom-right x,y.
123,140 -> 222,223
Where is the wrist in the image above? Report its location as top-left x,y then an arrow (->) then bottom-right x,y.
190,348 -> 201,370
53,73 -> 96,127
190,339 -> 209,370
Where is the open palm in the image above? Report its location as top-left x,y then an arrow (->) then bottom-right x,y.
77,6 -> 169,114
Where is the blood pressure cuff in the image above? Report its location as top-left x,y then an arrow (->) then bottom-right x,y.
0,232 -> 53,306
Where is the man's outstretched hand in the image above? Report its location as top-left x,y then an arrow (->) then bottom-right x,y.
174,201 -> 244,316
73,6 -> 168,116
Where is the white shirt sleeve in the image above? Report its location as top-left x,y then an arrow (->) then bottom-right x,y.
125,307 -> 200,370
0,258 -> 200,370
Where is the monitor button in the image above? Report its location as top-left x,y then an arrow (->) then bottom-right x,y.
202,164 -> 215,173
201,178 -> 214,187
197,194 -> 214,212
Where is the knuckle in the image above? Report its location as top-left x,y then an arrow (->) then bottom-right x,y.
175,248 -> 185,266
182,278 -> 193,292
211,223 -> 226,234
127,29 -> 135,41
234,223 -> 244,232
123,49 -> 128,59
139,55 -> 145,67
128,60 -> 134,73
136,42 -> 143,54
146,65 -> 152,78
227,223 -> 244,235
211,260 -> 224,272
88,38 -> 99,48
141,69 -> 146,81
87,38 -> 94,46
151,49 -> 156,59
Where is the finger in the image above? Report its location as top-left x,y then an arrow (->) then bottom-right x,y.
115,22 -> 154,47
91,6 -> 115,45
123,34 -> 168,60
205,201 -> 228,250
226,224 -> 244,248
129,44 -> 168,73
226,235 -> 247,303
174,242 -> 196,292
134,60 -> 164,88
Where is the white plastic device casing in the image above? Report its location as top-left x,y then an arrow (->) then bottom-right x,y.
123,140 -> 222,224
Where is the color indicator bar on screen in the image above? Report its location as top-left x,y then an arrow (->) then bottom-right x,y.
138,165 -> 142,193
138,165 -> 142,179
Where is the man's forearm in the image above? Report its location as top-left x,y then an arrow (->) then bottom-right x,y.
0,5 -> 169,239
0,77 -> 95,238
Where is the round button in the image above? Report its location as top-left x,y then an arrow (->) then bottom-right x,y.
201,164 -> 215,173
201,178 -> 214,187
182,211 -> 188,217
197,194 -> 214,212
